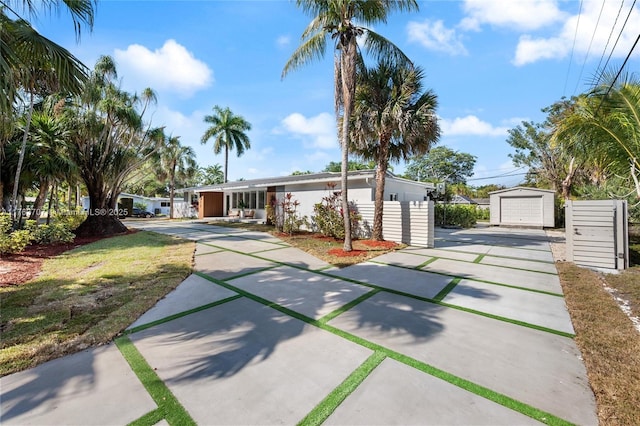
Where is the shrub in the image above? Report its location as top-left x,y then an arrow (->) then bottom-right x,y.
312,191 -> 361,239
26,221 -> 75,244
0,213 -> 33,255
269,193 -> 308,234
435,204 -> 477,228
53,207 -> 87,231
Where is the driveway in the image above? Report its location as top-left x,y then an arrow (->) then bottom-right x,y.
0,222 -> 597,425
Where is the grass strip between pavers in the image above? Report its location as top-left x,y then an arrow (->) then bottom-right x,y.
318,289 -> 382,324
433,277 -> 462,302
415,257 -> 438,268
474,254 -> 485,263
297,351 -> 387,426
368,260 -> 563,297
194,272 -> 574,425
123,294 -> 243,335
115,336 -> 195,426
127,408 -> 165,426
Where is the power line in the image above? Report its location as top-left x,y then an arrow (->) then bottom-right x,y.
594,0 -> 638,88
594,0 -> 626,84
594,32 -> 640,115
573,0 -> 607,95
563,0 -> 584,96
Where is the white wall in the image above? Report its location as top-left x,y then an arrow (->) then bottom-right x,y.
357,201 -> 434,247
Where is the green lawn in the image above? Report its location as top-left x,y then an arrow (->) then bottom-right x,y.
0,231 -> 194,376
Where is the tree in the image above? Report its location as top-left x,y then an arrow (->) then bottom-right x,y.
67,56 -> 163,237
405,146 -> 475,184
291,170 -> 314,175
350,59 -> 439,240
2,1 -> 94,218
283,0 -> 418,251
1,0 -> 94,115
552,72 -> 640,197
197,164 -> 225,185
201,106 -> 251,183
323,160 -> 373,172
155,134 -> 197,219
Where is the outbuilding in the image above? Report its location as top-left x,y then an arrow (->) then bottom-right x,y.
489,187 -> 555,228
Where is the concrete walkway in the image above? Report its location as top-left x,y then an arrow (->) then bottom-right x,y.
0,222 -> 598,425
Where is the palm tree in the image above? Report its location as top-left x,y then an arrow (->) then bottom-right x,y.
282,0 -> 418,251
2,0 -> 95,220
350,60 -> 439,240
156,135 -> 197,219
201,106 -> 251,183
553,72 -> 640,197
67,56 -> 164,237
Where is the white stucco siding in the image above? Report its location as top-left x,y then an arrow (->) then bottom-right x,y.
281,184 -> 373,221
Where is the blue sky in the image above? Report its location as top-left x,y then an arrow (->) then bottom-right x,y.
36,0 -> 640,186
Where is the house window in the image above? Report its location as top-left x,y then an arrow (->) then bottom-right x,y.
160,201 -> 170,207
229,190 -> 266,209
389,193 -> 398,201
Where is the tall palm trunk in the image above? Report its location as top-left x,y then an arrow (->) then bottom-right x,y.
339,38 -> 357,251
224,146 -> 229,183
373,135 -> 391,240
29,179 -> 49,220
169,162 -> 176,219
11,92 -> 35,222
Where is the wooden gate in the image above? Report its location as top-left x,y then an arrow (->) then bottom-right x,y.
566,200 -> 628,270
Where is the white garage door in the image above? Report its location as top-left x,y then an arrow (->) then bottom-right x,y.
500,196 -> 542,225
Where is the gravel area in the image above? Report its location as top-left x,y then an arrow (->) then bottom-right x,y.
545,229 -> 566,262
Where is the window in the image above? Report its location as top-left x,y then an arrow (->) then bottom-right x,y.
160,201 -> 170,207
229,190 -> 266,209
389,193 -> 398,201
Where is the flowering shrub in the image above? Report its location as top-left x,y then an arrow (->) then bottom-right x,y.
269,193 -> 308,234
312,190 -> 360,239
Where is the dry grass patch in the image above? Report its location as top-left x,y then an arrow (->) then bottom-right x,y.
0,231 -> 194,376
557,261 -> 640,425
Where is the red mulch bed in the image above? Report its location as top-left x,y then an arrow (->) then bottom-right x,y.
0,230 -> 135,287
327,248 -> 367,257
360,240 -> 398,249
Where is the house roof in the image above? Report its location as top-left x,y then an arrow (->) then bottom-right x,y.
450,194 -> 476,204
489,186 -> 556,195
183,170 -> 434,192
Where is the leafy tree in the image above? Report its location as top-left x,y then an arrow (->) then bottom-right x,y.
323,161 -> 373,172
197,164 -> 225,185
201,106 -> 251,183
405,146 -> 475,184
283,0 -> 418,251
291,170 -> 314,175
350,59 -> 439,240
66,56 -> 163,237
155,134 -> 197,219
1,0 -> 94,115
2,1 -> 94,217
553,72 -> 640,198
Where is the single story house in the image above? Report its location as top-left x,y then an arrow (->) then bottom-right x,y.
183,170 -> 435,220
82,193 -> 195,218
489,187 -> 555,228
448,194 -> 476,206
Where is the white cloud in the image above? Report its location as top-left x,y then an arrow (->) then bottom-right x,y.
407,19 -> 468,56
276,35 -> 290,48
114,39 -> 213,97
279,112 -> 337,149
460,0 -> 566,31
514,1 -> 640,66
440,115 -> 509,137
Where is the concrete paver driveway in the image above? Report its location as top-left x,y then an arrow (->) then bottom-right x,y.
0,222 -> 597,425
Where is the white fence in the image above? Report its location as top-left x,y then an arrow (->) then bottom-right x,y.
356,201 -> 434,247
566,199 -> 628,270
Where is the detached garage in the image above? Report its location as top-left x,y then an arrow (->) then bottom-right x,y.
489,187 -> 555,228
